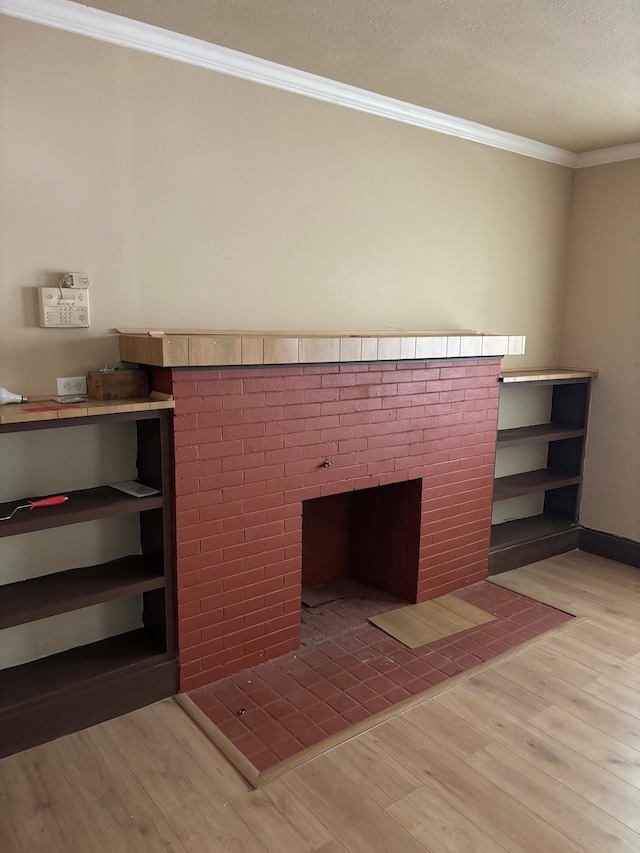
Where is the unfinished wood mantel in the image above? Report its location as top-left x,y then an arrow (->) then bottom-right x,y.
118,329 -> 526,367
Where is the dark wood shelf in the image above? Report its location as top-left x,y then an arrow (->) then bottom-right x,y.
0,407 -> 176,758
0,629 -> 167,716
0,556 -> 164,630
497,423 -> 585,447
493,469 -> 581,501
491,372 -> 594,573
490,514 -> 577,551
0,486 -> 162,539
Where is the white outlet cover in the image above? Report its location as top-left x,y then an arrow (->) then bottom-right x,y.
56,376 -> 88,396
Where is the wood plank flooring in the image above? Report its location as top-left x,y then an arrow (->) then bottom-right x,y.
1,550 -> 639,852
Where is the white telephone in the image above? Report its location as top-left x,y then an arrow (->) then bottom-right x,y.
38,286 -> 90,328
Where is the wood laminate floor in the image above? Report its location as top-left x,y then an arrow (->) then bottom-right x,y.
1,550 -> 639,852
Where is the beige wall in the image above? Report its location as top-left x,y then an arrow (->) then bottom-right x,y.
0,14 -> 585,668
560,160 -> 640,542
0,16 -> 574,398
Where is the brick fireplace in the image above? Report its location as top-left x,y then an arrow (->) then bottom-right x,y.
151,356 -> 501,691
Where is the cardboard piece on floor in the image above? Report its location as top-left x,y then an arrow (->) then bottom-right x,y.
369,594 -> 495,648
301,584 -> 344,608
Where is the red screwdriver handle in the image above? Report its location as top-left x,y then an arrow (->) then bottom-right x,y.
29,495 -> 68,509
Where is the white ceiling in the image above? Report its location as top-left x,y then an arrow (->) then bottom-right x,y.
79,0 -> 639,151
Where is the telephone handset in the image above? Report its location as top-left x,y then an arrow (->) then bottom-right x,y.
38,287 -> 90,328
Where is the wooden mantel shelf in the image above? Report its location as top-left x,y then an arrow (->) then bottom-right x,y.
118,329 -> 526,368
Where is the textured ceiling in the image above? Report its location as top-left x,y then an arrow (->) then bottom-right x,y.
79,0 -> 639,151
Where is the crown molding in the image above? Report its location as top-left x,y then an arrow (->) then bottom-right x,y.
575,143 -> 640,169
0,0 -> 579,166
1,0 -> 636,169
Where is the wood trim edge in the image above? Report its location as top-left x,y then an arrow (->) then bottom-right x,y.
172,617 -> 578,788
488,527 -> 580,574
579,527 -> 640,569
257,617 -> 580,785
489,524 -> 640,578
173,693 -> 260,787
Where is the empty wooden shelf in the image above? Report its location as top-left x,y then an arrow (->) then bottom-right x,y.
0,400 -> 177,757
489,368 -> 596,574
0,556 -> 164,630
493,469 -> 582,501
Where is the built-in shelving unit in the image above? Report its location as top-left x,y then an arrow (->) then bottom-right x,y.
489,368 -> 597,574
0,397 -> 177,758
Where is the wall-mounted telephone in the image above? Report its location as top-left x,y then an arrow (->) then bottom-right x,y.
38,287 -> 91,328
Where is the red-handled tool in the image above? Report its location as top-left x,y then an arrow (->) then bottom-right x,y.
0,494 -> 68,521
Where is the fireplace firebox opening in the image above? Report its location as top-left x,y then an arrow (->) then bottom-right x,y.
301,479 -> 423,604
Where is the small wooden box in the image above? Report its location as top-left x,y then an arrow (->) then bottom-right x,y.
88,369 -> 149,400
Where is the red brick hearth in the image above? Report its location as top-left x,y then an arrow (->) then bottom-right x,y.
154,358 -> 501,691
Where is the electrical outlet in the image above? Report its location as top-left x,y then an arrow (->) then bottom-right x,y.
56,376 -> 88,396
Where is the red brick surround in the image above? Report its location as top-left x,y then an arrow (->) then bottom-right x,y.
154,358 -> 501,691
